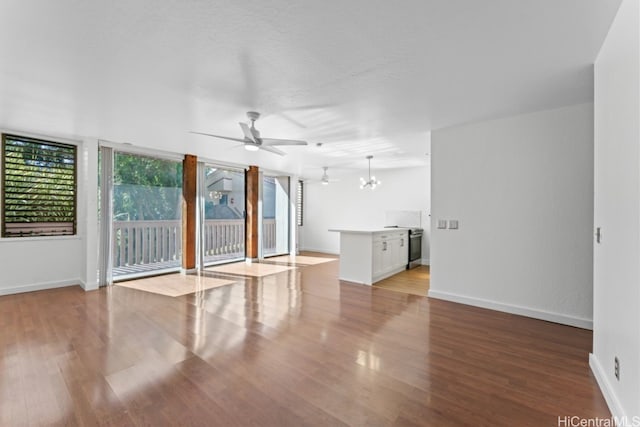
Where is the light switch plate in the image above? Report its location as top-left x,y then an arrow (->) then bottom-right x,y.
448,220 -> 459,229
437,219 -> 447,229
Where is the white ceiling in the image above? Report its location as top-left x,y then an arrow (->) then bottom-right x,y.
0,0 -> 621,179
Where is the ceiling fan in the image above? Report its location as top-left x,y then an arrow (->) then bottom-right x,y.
303,166 -> 340,185
191,111 -> 308,156
319,166 -> 340,185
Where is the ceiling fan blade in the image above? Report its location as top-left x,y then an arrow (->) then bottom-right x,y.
259,145 -> 286,156
238,122 -> 257,143
261,138 -> 308,146
190,131 -> 247,143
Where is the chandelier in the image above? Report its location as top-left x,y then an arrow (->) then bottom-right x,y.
359,155 -> 381,190
209,191 -> 223,200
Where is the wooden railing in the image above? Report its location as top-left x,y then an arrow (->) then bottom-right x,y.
112,218 -> 278,275
113,220 -> 181,272
203,219 -> 245,260
262,218 -> 276,254
202,218 -> 277,259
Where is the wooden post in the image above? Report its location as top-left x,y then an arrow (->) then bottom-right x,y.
182,154 -> 197,272
245,166 -> 259,260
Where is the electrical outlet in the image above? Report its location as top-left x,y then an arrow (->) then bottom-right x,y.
437,219 -> 447,229
448,219 -> 459,230
614,357 -> 620,381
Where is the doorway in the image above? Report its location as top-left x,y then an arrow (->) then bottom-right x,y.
261,175 -> 290,257
99,147 -> 183,284
199,164 -> 246,266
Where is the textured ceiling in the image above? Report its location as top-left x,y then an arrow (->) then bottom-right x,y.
0,0 -> 622,179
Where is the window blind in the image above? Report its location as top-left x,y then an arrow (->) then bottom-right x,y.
2,134 -> 77,237
296,180 -> 303,226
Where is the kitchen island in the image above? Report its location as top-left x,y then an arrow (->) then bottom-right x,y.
329,228 -> 409,285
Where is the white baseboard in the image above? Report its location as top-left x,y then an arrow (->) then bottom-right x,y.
427,289 -> 592,329
589,353 -> 626,420
421,257 -> 430,265
81,280 -> 99,291
0,279 -> 82,296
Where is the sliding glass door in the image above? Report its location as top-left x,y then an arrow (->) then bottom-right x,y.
98,151 -> 289,283
109,151 -> 183,280
261,175 -> 290,257
199,165 -> 245,266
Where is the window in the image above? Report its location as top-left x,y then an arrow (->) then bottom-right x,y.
296,179 -> 304,226
2,134 -> 77,237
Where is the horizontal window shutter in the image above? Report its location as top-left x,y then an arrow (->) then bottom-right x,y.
297,180 -> 303,226
2,134 -> 77,237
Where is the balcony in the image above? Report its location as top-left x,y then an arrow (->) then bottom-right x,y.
112,218 -> 276,279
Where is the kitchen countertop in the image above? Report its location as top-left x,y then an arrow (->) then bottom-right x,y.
328,228 -> 410,234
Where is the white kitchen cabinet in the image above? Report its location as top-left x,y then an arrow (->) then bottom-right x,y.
372,240 -> 385,278
381,239 -> 393,273
391,234 -> 408,268
330,228 -> 408,285
373,231 -> 407,282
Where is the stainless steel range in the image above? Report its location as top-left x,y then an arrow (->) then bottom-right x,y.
384,226 -> 423,269
407,228 -> 423,269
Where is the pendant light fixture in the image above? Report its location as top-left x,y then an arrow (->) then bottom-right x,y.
360,155 -> 381,190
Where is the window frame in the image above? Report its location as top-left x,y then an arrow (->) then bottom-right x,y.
1,133 -> 78,238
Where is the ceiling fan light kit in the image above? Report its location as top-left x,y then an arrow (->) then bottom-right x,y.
191,111 -> 308,156
360,155 -> 381,190
321,166 -> 330,185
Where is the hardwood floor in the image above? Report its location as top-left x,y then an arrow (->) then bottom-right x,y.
374,265 -> 430,296
0,258 -> 609,426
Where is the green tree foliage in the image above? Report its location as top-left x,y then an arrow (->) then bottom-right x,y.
113,153 -> 182,221
2,135 -> 76,233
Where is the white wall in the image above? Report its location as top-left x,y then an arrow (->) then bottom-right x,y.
80,139 -> 100,291
300,165 -> 430,263
0,134 -> 96,295
591,0 -> 640,419
429,103 -> 594,329
0,237 -> 84,295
